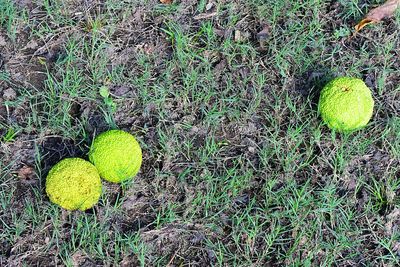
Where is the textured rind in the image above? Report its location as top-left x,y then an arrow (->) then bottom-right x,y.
89,130 -> 142,183
45,158 -> 102,211
318,77 -> 374,132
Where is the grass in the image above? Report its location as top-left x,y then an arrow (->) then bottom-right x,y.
1,0 -> 400,266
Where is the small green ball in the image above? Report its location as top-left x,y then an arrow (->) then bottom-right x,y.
318,77 -> 374,132
89,130 -> 142,183
46,158 -> 102,211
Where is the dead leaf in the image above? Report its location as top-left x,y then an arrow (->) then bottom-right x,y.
24,39 -> 38,50
234,30 -> 242,42
160,0 -> 172,4
355,0 -> 400,32
234,30 -> 250,43
257,24 -> 271,41
257,23 -> 271,49
3,88 -> 17,100
0,34 -> 7,47
213,58 -> 227,79
71,251 -> 93,267
385,208 -> 400,235
213,28 -> 225,37
17,166 -> 35,180
194,11 -> 217,20
206,2 -> 214,11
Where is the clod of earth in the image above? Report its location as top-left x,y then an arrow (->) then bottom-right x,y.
318,77 -> 374,133
89,129 -> 142,183
45,158 -> 102,211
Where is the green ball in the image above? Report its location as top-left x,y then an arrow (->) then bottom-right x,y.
318,77 -> 374,132
46,158 -> 102,211
89,130 -> 142,183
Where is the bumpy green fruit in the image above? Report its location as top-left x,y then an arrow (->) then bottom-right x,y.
46,158 -> 102,211
318,77 -> 374,132
89,130 -> 142,183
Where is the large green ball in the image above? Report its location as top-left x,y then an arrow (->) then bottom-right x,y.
46,158 -> 102,211
89,130 -> 142,183
318,77 -> 374,132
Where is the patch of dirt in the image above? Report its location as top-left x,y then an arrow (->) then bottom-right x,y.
344,149 -> 397,182
0,26 -> 48,90
70,251 -> 97,267
116,178 -> 159,233
7,223 -> 59,267
38,136 -> 87,175
1,136 -> 36,174
80,101 -> 110,136
385,208 -> 400,236
139,223 -> 216,266
5,53 -> 47,90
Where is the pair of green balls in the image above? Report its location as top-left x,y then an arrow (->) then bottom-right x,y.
45,130 -> 142,211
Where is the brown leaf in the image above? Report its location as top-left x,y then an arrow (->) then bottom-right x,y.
160,0 -> 172,4
257,24 -> 271,41
213,28 -> 225,37
0,33 -> 7,47
355,0 -> 400,32
194,11 -> 217,20
3,88 -> 17,100
206,2 -> 214,11
257,23 -> 271,49
71,251 -> 94,267
17,166 -> 35,180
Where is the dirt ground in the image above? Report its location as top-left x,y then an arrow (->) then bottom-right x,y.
1,0 -> 400,266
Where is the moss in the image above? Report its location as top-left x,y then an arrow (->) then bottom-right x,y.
318,77 -> 374,132
89,130 -> 142,183
45,158 -> 102,211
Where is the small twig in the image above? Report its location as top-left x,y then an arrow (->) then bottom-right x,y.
166,251 -> 178,267
194,12 -> 218,20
